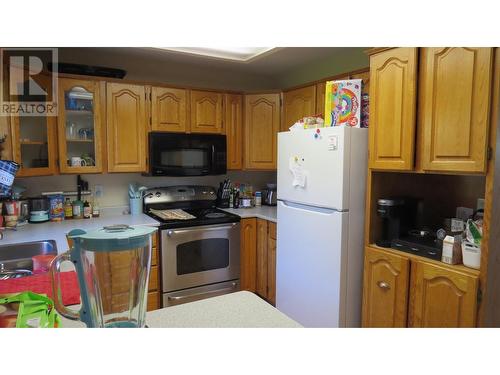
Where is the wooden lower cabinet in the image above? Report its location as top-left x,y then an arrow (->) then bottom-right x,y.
256,219 -> 269,297
362,246 -> 479,327
147,234 -> 160,311
362,246 -> 409,327
240,217 -> 277,305
240,218 -> 257,292
267,222 -> 277,305
408,260 -> 478,327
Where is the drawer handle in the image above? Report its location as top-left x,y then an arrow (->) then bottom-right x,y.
377,281 -> 390,290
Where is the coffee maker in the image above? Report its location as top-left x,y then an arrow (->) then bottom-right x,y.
375,198 -> 415,247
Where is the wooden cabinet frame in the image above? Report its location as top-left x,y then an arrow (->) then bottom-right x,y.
57,78 -> 104,174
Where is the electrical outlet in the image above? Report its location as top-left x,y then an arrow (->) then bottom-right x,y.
477,198 -> 485,211
94,184 -> 104,198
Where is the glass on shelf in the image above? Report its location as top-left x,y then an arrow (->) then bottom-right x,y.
64,86 -> 96,168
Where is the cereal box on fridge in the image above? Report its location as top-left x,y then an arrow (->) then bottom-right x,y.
324,79 -> 362,127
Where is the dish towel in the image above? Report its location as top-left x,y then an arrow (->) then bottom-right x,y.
0,271 -> 80,306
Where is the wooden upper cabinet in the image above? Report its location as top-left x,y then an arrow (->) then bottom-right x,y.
418,48 -> 493,173
315,81 -> 326,116
10,74 -> 57,177
57,78 -> 103,174
244,93 -> 280,170
151,86 -> 188,133
362,247 -> 410,327
240,218 -> 257,292
224,93 -> 243,169
409,260 -> 478,327
190,90 -> 223,134
351,70 -> 370,96
106,83 -> 147,172
368,48 -> 418,170
282,85 -> 316,131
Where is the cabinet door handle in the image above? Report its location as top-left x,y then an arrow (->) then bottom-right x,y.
377,281 -> 390,290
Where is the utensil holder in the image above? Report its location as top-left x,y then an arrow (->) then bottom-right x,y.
130,197 -> 143,215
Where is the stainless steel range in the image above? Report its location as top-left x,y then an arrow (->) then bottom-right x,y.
143,186 -> 241,307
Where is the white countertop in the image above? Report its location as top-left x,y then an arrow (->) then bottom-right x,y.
221,206 -> 277,223
59,291 -> 300,328
0,213 -> 160,254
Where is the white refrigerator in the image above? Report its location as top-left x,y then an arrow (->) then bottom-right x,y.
276,126 -> 368,327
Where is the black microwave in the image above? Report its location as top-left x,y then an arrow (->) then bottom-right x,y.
148,132 -> 227,176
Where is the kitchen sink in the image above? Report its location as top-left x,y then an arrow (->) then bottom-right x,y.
0,240 -> 58,278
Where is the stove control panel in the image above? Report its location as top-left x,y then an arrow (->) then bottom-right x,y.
143,185 -> 217,205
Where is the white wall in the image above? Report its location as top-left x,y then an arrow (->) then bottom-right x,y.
15,171 -> 277,208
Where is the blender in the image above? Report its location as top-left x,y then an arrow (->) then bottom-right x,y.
50,224 -> 157,328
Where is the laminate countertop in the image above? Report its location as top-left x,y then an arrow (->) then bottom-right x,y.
0,213 -> 160,254
221,206 -> 277,223
59,291 -> 301,328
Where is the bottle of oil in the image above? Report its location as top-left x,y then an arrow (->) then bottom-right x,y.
64,198 -> 73,220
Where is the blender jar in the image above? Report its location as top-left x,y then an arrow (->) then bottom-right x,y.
51,224 -> 157,328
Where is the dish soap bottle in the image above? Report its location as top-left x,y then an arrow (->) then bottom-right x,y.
64,198 -> 73,220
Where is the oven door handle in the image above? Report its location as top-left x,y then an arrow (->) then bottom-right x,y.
166,223 -> 238,237
167,282 -> 239,301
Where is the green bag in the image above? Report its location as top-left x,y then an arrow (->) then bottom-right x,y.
0,291 -> 61,328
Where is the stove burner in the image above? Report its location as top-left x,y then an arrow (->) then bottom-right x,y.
205,212 -> 227,219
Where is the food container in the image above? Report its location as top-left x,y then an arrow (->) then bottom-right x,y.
239,197 -> 254,208
442,235 -> 462,265
255,191 -> 262,206
0,160 -> 20,196
4,200 -> 20,215
48,194 -> 64,221
462,241 -> 481,270
4,215 -> 18,227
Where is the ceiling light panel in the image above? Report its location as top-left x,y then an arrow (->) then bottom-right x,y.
156,47 -> 275,61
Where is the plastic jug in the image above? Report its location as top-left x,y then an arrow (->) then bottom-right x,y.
50,224 -> 157,328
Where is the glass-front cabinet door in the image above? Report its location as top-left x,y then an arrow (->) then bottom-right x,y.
10,75 -> 57,176
57,78 -> 102,173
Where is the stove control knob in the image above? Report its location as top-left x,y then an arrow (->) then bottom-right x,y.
155,192 -> 161,197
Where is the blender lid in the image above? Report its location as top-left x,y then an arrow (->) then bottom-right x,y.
68,224 -> 157,251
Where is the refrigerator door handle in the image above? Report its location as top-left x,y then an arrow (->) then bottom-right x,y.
278,200 -> 344,214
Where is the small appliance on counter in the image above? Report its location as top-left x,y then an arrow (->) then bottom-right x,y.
28,197 -> 50,223
375,198 -> 406,247
263,183 -> 277,206
391,229 -> 443,261
50,224 -> 157,328
376,196 -> 442,260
